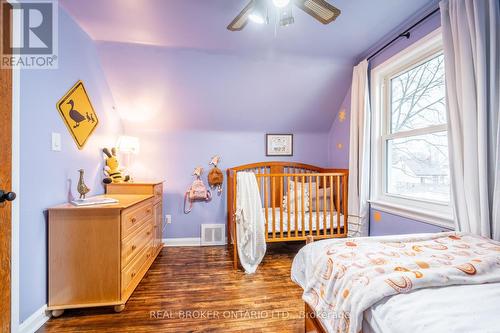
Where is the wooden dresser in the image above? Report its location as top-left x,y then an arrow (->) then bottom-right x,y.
105,181 -> 164,251
47,182 -> 164,317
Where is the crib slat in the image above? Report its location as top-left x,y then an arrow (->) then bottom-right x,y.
309,177 -> 313,237
280,177 -> 283,238
337,175 -> 341,236
323,176 -> 327,236
287,176 -> 291,238
294,175 -> 298,237
315,176 -> 320,237
272,176 -> 276,239
330,175 -> 334,236
264,176 -> 268,241
301,175 -> 305,237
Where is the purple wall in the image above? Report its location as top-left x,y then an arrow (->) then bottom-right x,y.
370,208 -> 451,236
19,9 -> 122,323
95,41 -> 353,133
328,89 -> 351,169
367,10 -> 441,68
125,130 -> 329,238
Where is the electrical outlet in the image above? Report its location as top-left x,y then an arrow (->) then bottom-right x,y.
165,215 -> 172,224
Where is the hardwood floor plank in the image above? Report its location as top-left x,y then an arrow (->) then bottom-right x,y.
38,243 -> 305,332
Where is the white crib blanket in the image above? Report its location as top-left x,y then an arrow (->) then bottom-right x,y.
235,172 -> 266,274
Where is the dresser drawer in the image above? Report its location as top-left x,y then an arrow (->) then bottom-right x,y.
121,237 -> 154,294
153,184 -> 163,204
121,220 -> 154,269
122,198 -> 153,238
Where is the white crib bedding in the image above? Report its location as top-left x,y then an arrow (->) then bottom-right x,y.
262,208 -> 345,234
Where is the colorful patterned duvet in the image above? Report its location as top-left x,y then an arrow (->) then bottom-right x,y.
293,232 -> 500,333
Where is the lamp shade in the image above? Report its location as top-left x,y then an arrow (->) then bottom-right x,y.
116,135 -> 140,154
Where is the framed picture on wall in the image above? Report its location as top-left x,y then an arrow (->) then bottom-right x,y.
266,134 -> 293,156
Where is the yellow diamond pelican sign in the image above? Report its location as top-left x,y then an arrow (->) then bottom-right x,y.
56,80 -> 99,149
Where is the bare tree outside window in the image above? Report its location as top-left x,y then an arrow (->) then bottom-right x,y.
386,54 -> 450,202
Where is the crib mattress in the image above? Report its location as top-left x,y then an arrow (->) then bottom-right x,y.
263,209 -> 345,234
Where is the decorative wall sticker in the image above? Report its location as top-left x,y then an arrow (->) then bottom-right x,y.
337,143 -> 343,149
56,80 -> 99,149
338,109 -> 346,122
374,211 -> 382,222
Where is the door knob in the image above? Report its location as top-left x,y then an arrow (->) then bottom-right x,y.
0,190 -> 16,203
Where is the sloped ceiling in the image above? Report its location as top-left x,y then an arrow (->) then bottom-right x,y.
60,0 -> 438,132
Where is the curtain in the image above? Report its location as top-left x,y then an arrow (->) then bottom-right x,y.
440,0 -> 500,240
347,60 -> 371,237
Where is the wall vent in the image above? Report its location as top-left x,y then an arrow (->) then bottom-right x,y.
201,224 -> 225,246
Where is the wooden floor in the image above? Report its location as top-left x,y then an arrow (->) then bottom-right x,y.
39,243 -> 305,332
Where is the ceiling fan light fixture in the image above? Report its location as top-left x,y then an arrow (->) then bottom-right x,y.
248,0 -> 268,24
279,6 -> 295,26
272,0 -> 290,8
248,12 -> 266,24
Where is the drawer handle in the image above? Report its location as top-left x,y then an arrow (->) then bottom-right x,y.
131,272 -> 136,278
131,218 -> 137,223
146,209 -> 152,214
147,231 -> 151,236
131,245 -> 137,251
156,191 -> 162,195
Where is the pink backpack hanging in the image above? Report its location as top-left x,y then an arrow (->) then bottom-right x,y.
184,167 -> 211,214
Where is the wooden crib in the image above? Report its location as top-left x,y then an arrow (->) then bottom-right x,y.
227,162 -> 348,269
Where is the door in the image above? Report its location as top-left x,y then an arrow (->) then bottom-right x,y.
0,1 -> 15,331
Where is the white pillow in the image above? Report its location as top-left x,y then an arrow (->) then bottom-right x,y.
282,193 -> 310,212
284,180 -> 311,212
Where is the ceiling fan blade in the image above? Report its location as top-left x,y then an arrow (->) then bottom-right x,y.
294,0 -> 341,24
227,1 -> 254,31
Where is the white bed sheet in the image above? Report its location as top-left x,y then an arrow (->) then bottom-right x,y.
291,235 -> 500,333
263,209 -> 345,234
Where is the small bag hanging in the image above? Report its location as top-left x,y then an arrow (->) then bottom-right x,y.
184,178 -> 211,214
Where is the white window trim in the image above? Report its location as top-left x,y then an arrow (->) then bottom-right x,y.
370,28 -> 454,228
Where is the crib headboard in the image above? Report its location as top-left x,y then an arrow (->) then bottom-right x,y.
227,161 -> 324,175
226,162 -> 348,242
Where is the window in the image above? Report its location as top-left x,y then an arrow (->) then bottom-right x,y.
371,29 -> 453,227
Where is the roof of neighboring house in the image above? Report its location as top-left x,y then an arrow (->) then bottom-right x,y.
402,157 -> 448,177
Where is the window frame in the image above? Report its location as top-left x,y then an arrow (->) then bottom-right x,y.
370,28 -> 454,228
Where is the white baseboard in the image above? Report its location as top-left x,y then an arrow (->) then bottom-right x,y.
163,237 -> 201,247
162,237 -> 228,247
19,304 -> 51,333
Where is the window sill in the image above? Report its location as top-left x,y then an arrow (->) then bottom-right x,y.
369,199 -> 455,230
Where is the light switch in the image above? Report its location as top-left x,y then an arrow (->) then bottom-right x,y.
51,132 -> 61,151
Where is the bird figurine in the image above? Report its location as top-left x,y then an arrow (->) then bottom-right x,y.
67,100 -> 86,128
77,169 -> 90,199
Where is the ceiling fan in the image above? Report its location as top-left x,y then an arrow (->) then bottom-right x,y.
227,0 -> 341,31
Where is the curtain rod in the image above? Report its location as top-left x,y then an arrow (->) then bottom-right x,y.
367,7 -> 440,61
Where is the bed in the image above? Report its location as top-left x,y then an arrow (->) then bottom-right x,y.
292,233 -> 500,333
227,162 -> 349,270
